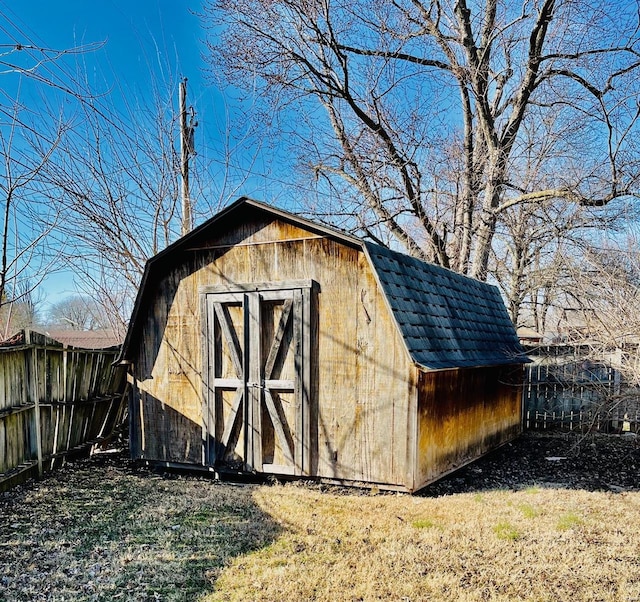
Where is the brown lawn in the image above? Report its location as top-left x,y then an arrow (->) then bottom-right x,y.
1,432 -> 639,601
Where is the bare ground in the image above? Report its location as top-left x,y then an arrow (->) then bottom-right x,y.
420,430 -> 640,496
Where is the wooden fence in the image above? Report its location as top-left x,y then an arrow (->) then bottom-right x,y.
0,330 -> 127,492
523,344 -> 640,433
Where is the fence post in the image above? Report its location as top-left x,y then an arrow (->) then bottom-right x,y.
25,330 -> 43,477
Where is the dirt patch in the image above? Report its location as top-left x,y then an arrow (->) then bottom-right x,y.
421,430 -> 640,496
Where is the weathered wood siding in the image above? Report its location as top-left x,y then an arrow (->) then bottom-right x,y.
415,365 -> 522,490
132,215 -> 413,487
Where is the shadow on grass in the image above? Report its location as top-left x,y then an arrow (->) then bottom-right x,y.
0,450 -> 282,601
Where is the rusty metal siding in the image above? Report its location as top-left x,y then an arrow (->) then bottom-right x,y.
414,365 -> 523,491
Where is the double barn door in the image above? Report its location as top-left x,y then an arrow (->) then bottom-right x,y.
202,281 -> 314,476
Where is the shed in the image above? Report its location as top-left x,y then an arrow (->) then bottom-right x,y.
118,198 -> 526,492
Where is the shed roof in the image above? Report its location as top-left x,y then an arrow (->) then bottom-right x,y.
119,197 -> 525,369
365,243 -> 524,369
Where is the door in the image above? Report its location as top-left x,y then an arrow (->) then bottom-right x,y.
202,281 -> 315,476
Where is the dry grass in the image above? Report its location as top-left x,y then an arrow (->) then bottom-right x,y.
1,444 -> 640,601
212,485 -> 640,602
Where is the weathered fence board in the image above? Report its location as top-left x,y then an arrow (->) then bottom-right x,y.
523,344 -> 640,433
0,330 -> 127,492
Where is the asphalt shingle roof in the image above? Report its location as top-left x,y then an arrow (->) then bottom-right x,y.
365,242 -> 526,370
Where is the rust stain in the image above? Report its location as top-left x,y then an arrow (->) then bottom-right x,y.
416,365 -> 522,486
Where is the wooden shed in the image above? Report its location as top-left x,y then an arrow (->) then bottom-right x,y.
118,198 -> 526,492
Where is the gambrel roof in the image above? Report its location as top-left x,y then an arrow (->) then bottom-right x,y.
365,243 -> 524,369
119,197 -> 525,369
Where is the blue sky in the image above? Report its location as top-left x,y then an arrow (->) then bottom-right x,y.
0,1 -> 209,306
0,0 -> 204,81
0,0 -> 218,152
0,1 -> 282,310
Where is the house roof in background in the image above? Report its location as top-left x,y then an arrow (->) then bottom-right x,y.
42,330 -> 123,349
517,327 -> 543,342
0,329 -> 123,350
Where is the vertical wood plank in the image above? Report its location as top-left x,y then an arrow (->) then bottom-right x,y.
405,366 -> 418,491
26,333 -> 43,478
62,347 -> 68,403
200,292 -> 211,465
248,292 -> 261,470
51,402 -> 61,459
129,376 -> 141,458
5,413 -> 15,472
297,288 -> 308,475
0,417 -> 5,473
0,352 -> 6,413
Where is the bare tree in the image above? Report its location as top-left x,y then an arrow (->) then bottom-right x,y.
0,27 -> 257,335
46,294 -> 109,331
491,193 -> 626,332
0,280 -> 44,337
0,24 -> 107,338
556,240 -> 640,380
0,94 -> 71,338
524,237 -> 640,435
35,54 -> 266,330
204,0 -> 640,283
44,77 -> 183,289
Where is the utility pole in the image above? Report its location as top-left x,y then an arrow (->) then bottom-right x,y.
179,78 -> 197,236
